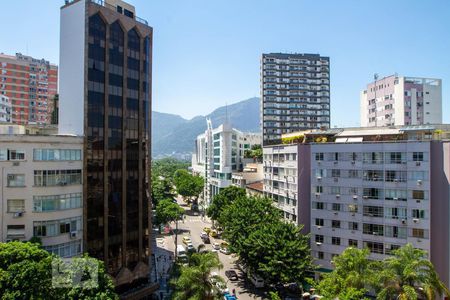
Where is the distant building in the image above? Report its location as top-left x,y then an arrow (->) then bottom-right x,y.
261,53 -> 330,145
0,133 -> 83,258
59,0 -> 154,293
231,163 -> 263,189
360,75 -> 442,127
0,53 -> 58,125
245,181 -> 264,197
192,121 -> 261,205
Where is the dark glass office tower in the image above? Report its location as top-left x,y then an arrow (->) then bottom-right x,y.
59,0 -> 153,294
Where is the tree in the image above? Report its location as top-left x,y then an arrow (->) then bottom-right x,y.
0,241 -> 118,299
244,144 -> 263,161
219,196 -> 281,263
244,222 -> 312,285
155,199 -> 184,227
173,169 -> 204,204
377,244 -> 450,300
51,94 -> 59,124
151,173 -> 175,206
152,158 -> 189,182
316,247 -> 377,300
206,186 -> 246,223
171,252 -> 224,300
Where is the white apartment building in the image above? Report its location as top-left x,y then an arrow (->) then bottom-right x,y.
0,134 -> 83,257
0,95 -> 11,123
360,75 -> 442,127
304,125 -> 450,289
192,122 -> 261,205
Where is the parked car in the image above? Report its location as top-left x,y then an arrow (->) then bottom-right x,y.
201,235 -> 211,244
200,231 -> 209,238
248,271 -> 264,288
225,270 -> 238,281
215,281 -> 229,294
220,247 -> 230,255
212,242 -> 221,251
186,243 -> 195,252
182,236 -> 191,245
203,227 -> 211,234
209,229 -> 219,238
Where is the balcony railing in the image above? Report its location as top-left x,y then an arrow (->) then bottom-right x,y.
88,0 -> 149,26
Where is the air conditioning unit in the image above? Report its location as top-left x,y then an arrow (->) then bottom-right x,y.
336,194 -> 340,198
385,243 -> 391,249
351,161 -> 356,165
315,242 -> 322,246
417,180 -> 422,185
316,176 -> 322,180
334,177 -> 338,182
363,196 -> 369,199
413,218 -> 419,223
333,161 -> 338,165
317,226 -> 321,229
12,162 -> 20,166
401,219 -> 407,224
393,179 -> 399,182
416,200 -> 421,203
352,195 -> 358,200
315,192 -> 320,197
334,212 -> 338,215
351,213 -> 355,216
13,212 -> 24,218
393,197 -> 398,200
70,231 -> 78,239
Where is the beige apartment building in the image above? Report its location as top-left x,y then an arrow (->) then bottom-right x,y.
0,133 -> 83,257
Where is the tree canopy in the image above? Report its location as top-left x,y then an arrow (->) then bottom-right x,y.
0,241 -> 117,299
206,186 -> 246,222
155,198 -> 184,227
173,169 -> 204,202
152,158 -> 190,181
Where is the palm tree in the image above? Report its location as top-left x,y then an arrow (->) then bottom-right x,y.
171,252 -> 224,300
377,244 -> 450,300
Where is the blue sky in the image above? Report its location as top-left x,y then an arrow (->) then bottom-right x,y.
1,0 -> 449,126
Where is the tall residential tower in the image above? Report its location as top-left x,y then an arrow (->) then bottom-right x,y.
360,75 -> 442,127
59,0 -> 153,293
261,53 -> 330,145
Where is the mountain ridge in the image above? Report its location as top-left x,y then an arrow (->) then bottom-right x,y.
152,97 -> 260,157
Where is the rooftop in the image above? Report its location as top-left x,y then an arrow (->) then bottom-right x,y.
246,181 -> 264,192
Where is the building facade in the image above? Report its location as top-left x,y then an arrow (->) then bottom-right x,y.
0,53 -> 58,125
272,125 -> 450,288
0,134 -> 83,258
59,0 -> 153,291
0,95 -> 11,123
360,75 -> 442,127
192,122 -> 261,205
261,53 -> 330,145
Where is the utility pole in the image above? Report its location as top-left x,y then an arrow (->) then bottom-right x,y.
174,218 -> 179,260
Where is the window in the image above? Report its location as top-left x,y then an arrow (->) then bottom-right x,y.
385,207 -> 407,219
315,235 -> 324,243
412,209 -> 425,219
8,150 -> 25,160
7,199 -> 25,213
412,228 -> 424,238
349,239 -> 358,247
315,202 -> 324,210
332,237 -> 341,245
332,203 -> 341,211
349,170 -> 358,178
385,244 -> 400,255
332,220 -> 341,228
385,226 -> 407,239
363,206 -> 384,217
316,186 -> 323,193
317,251 -> 324,259
331,169 -> 340,178
331,186 -> 340,194
413,152 -> 424,162
33,193 -> 82,212
365,241 -> 384,254
363,223 -> 384,236
315,218 -> 324,226
385,189 -> 407,201
34,169 -> 82,186
315,152 -> 324,161
363,188 -> 382,199
412,190 -> 424,200
33,217 -> 82,237
43,240 -> 82,258
348,204 -> 358,213
7,174 -> 25,187
33,149 -> 81,161
387,152 -> 404,164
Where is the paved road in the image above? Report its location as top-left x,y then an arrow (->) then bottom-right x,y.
173,196 -> 269,300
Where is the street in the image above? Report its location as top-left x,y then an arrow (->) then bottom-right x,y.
153,195 -> 269,299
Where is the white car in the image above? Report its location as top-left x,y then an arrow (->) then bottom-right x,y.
186,243 -> 195,251
212,242 -> 221,250
220,247 -> 231,255
215,281 -> 229,294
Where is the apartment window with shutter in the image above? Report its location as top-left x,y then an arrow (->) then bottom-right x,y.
7,199 -> 25,213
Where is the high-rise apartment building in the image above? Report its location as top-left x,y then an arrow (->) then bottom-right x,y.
59,0 -> 153,292
360,75 -> 442,127
261,53 -> 330,145
0,95 -> 11,123
192,122 -> 261,205
0,53 -> 58,125
0,132 -> 83,258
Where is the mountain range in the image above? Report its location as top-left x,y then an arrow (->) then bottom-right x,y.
151,97 -> 260,158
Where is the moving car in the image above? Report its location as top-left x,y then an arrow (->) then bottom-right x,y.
225,270 -> 238,281
201,235 -> 211,244
176,245 -> 188,262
